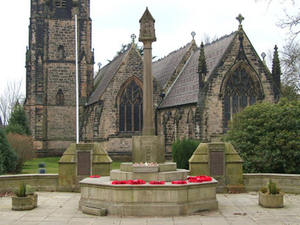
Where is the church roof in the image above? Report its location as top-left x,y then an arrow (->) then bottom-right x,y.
158,32 -> 237,109
88,49 -> 130,105
153,43 -> 192,88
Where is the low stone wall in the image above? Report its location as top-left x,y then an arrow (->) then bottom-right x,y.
243,173 -> 300,194
0,173 -> 300,194
0,174 -> 58,193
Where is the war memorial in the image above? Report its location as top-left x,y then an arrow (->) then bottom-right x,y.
2,1 -> 300,223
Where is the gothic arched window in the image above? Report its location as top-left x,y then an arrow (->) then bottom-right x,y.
57,45 -> 65,61
223,65 -> 262,129
56,89 -> 64,106
119,79 -> 143,132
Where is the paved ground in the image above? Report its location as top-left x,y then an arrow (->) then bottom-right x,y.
0,192 -> 300,224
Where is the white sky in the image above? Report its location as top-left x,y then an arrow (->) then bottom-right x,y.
0,0 -> 296,97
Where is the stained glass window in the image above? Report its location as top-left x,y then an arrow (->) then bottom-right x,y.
224,65 -> 260,128
119,80 -> 143,132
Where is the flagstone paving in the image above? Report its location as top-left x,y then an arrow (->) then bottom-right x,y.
0,192 -> 299,224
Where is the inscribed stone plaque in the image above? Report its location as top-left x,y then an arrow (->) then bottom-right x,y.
77,151 -> 91,175
210,151 -> 224,176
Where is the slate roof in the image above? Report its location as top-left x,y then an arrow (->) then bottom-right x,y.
88,49 -> 130,105
153,43 -> 192,88
158,32 -> 237,109
88,31 -> 237,108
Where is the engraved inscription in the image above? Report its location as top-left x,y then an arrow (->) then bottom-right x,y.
210,151 -> 224,176
146,146 -> 151,162
209,143 -> 225,151
77,151 -> 91,176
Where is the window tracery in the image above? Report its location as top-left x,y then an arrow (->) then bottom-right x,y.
224,65 -> 260,128
119,80 -> 143,132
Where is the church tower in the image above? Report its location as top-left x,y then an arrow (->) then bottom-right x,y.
24,0 -> 94,155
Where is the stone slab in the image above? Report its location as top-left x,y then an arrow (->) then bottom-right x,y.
82,206 -> 107,216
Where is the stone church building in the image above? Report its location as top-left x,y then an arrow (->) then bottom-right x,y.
24,1 -> 281,159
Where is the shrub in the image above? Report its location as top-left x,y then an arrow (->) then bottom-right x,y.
224,98 -> 300,173
172,138 -> 200,169
0,129 -> 18,174
6,133 -> 35,173
17,182 -> 26,197
5,105 -> 31,136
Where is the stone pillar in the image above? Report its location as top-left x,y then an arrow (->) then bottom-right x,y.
139,7 -> 156,136
142,41 -> 155,135
132,8 -> 165,164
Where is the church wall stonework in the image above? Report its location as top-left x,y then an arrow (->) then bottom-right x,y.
82,46 -> 162,159
157,105 -> 197,153
199,31 -> 278,141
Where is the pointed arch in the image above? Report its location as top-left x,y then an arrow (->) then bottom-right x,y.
55,88 -> 64,106
57,45 -> 65,61
117,76 -> 143,132
220,61 -> 264,129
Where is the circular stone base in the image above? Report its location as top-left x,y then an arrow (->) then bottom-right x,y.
79,177 -> 218,217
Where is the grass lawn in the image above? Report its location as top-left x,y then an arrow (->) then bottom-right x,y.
21,157 -> 122,174
21,157 -> 60,174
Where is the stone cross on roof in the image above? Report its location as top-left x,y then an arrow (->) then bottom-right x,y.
131,33 -> 136,43
236,14 -> 244,25
191,31 -> 196,40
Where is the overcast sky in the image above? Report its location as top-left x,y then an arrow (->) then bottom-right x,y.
0,0 -> 296,98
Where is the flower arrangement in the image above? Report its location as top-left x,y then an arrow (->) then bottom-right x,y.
133,162 -> 158,166
149,181 -> 165,185
188,175 -> 212,183
128,179 -> 146,185
171,180 -> 187,184
89,175 -> 100,178
111,180 -> 128,185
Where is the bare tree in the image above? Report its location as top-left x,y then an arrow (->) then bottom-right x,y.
0,80 -> 23,126
6,133 -> 35,173
276,1 -> 300,42
202,33 -> 218,45
281,40 -> 300,91
255,0 -> 299,41
255,0 -> 300,94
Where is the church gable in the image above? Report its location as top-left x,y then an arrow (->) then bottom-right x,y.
88,49 -> 130,105
159,32 -> 237,109
196,22 -> 279,140
83,43 -> 145,140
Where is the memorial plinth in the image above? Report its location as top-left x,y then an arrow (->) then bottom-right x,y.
79,176 -> 218,217
132,135 -> 165,164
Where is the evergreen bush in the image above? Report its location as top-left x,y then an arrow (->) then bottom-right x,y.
224,98 -> 300,173
5,105 -> 31,136
172,138 -> 200,169
0,129 -> 18,174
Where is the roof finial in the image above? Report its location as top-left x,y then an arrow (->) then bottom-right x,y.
236,14 -> 244,27
191,31 -> 196,40
131,33 -> 136,43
